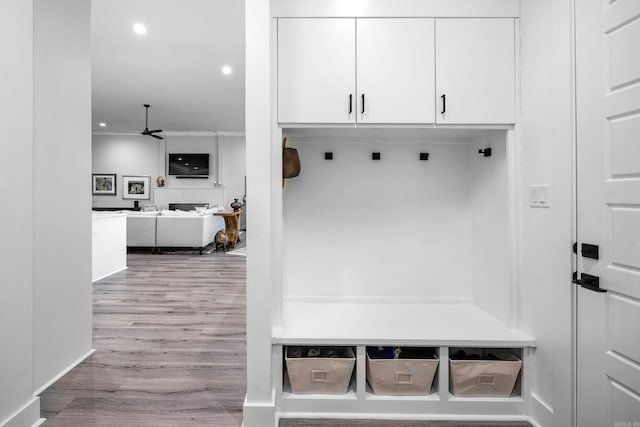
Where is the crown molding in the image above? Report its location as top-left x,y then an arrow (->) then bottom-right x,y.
216,131 -> 245,137
92,130 -> 245,137
163,131 -> 218,137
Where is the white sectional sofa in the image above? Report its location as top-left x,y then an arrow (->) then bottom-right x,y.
122,208 -> 226,254
156,214 -> 225,254
126,212 -> 159,247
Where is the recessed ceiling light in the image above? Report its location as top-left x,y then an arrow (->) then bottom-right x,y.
99,122 -> 107,127
222,66 -> 232,75
133,23 -> 147,35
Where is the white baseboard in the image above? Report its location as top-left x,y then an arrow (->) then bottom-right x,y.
33,348 -> 95,397
283,295 -> 473,305
278,413 -> 533,422
0,397 -> 40,427
529,392 -> 554,427
243,394 -> 276,427
526,417 -> 544,427
92,266 -> 127,283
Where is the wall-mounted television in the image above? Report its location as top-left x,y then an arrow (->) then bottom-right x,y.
168,153 -> 210,177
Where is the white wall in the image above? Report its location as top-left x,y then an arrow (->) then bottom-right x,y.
165,135 -> 218,189
33,0 -> 93,394
518,1 -> 574,425
283,136 -> 476,303
92,134 -> 164,208
0,0 -> 92,425
243,0 -> 278,423
219,134 -> 247,208
0,1 -> 38,425
471,130 -> 509,324
92,133 -> 246,209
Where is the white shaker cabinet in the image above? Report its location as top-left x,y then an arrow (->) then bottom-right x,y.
435,18 -> 516,124
278,18 -> 516,125
277,18 -> 356,124
356,18 -> 435,124
277,18 -> 436,125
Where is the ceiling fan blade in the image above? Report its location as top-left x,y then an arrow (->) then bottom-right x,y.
148,129 -> 163,134
151,134 -> 164,140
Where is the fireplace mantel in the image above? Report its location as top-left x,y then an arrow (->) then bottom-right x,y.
154,187 -> 226,210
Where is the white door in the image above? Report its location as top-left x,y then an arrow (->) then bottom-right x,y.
356,18 -> 435,124
435,18 -> 515,124
576,1 -> 640,426
277,18 -> 356,124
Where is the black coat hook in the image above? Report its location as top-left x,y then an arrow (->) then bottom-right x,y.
478,148 -> 492,157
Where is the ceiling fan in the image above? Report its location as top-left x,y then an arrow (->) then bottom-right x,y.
140,104 -> 163,139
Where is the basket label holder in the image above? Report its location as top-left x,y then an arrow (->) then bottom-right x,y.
311,370 -> 329,383
396,372 -> 413,385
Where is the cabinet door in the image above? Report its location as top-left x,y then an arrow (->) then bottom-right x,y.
435,19 -> 515,124
278,18 -> 356,124
357,18 -> 435,124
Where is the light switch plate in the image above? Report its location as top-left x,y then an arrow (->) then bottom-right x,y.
529,185 -> 551,208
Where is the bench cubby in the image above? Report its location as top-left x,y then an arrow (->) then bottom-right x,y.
276,341 -> 532,420
273,127 -> 535,421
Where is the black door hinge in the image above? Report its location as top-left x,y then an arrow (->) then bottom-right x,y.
572,272 -> 606,293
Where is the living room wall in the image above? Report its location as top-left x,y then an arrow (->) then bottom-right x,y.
92,134 -> 164,208
217,134 -> 247,210
92,133 -> 246,209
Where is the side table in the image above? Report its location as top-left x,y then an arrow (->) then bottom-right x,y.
214,210 -> 242,249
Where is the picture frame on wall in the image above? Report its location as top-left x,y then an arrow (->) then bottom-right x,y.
122,175 -> 151,200
92,173 -> 117,195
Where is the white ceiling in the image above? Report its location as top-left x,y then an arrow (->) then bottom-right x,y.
91,0 -> 245,134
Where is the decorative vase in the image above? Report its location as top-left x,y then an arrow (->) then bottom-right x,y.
231,198 -> 242,211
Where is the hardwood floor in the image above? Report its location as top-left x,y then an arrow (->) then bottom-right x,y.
40,240 -> 531,427
40,249 -> 247,426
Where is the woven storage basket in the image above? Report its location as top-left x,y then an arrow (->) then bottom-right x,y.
367,350 -> 439,396
285,347 -> 355,394
449,349 -> 522,397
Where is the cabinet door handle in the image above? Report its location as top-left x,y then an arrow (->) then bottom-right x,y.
348,94 -> 352,114
361,93 -> 365,114
441,94 -> 446,114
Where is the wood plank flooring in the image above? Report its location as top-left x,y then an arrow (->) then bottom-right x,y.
40,241 -> 531,427
40,249 -> 247,426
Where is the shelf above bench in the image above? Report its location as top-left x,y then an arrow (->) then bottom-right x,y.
274,302 -> 535,347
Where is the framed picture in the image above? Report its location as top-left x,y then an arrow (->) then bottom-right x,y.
122,175 -> 151,200
92,173 -> 116,195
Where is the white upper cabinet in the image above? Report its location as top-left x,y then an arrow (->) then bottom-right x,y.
277,18 -> 356,124
278,17 -> 516,125
435,18 -> 516,124
357,19 -> 435,124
